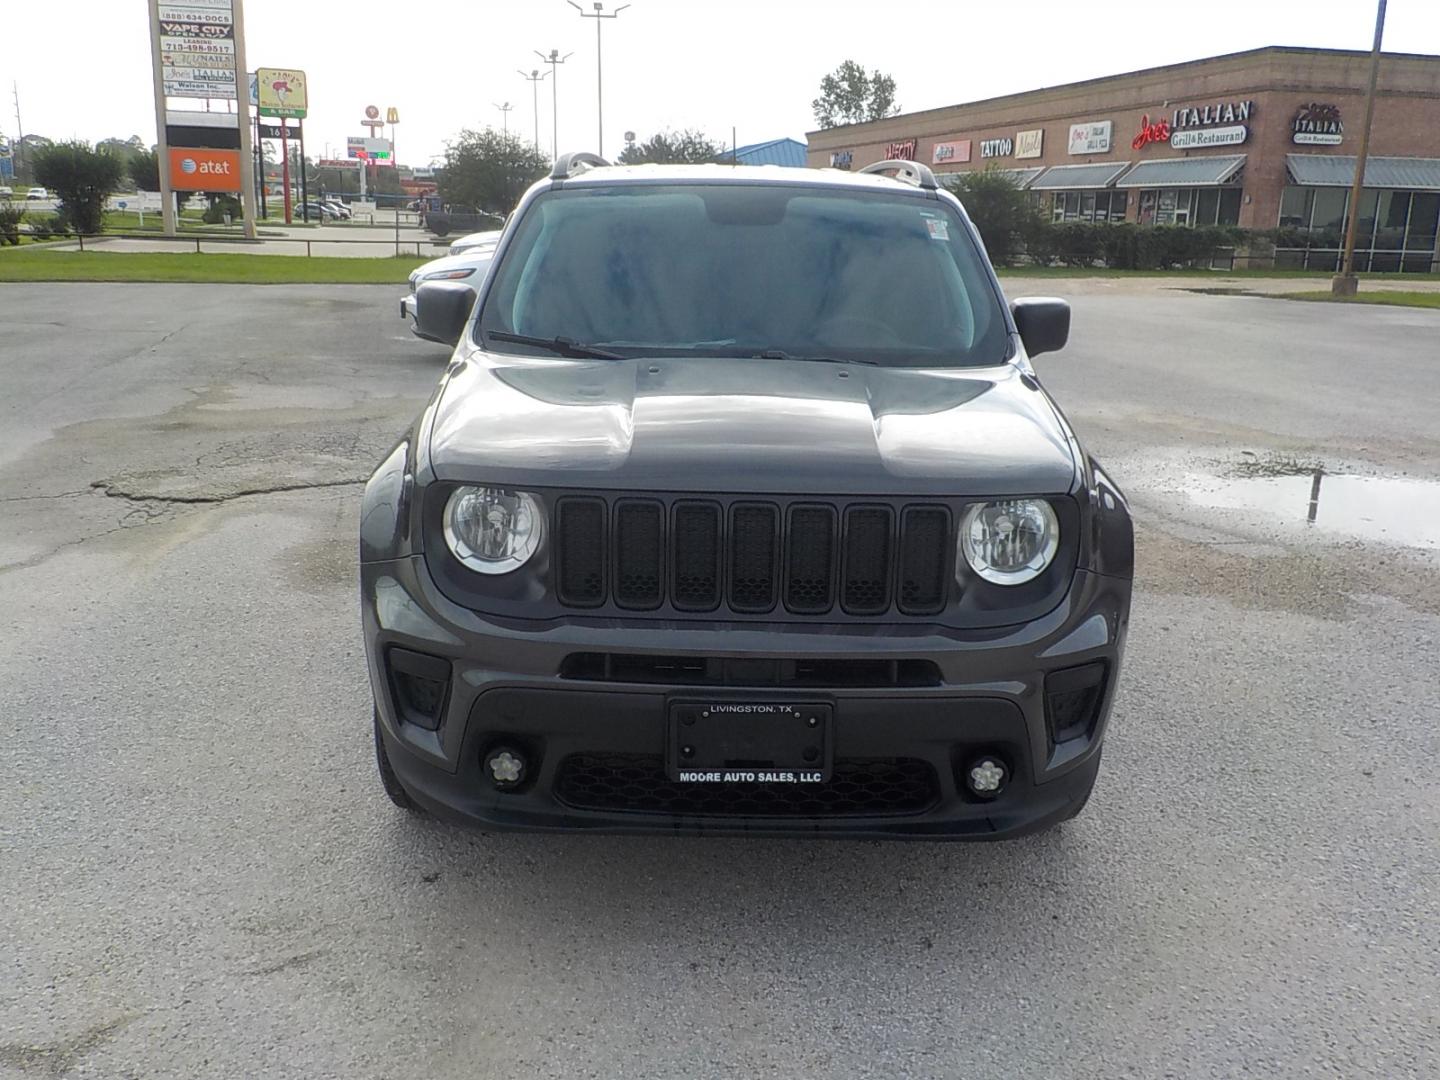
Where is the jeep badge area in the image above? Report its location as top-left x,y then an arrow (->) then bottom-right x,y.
361,154 -> 1133,839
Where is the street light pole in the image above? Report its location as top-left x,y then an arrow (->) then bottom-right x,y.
1333,0 -> 1387,297
567,2 -> 629,158
518,69 -> 550,154
534,49 -> 572,160
494,102 -> 514,136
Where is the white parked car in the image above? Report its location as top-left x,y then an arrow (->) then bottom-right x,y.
401,249 -> 495,342
0,186 -> 13,199
448,229 -> 503,256
26,187 -> 48,200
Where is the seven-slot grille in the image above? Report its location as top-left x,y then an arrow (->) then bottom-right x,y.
554,496 -> 952,617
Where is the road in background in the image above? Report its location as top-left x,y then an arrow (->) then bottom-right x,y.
0,281 -> 1436,1079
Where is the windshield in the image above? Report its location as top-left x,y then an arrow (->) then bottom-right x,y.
475,183 -> 1010,367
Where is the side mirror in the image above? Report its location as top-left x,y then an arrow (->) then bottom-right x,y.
1010,297 -> 1071,358
413,281 -> 477,347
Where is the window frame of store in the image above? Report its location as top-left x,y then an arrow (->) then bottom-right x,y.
1276,186 -> 1440,273
1136,186 -> 1242,227
1049,189 -> 1129,223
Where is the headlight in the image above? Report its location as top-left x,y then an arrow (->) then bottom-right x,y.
422,267 -> 475,281
959,499 -> 1059,586
443,487 -> 544,574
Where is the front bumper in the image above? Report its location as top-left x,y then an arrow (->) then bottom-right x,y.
362,555 -> 1130,839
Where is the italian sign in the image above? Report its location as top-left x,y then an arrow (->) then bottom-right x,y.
157,0 -> 237,99
168,147 -> 242,191
1068,121 -> 1112,155
1170,126 -> 1247,149
256,68 -> 308,119
1293,103 -> 1343,145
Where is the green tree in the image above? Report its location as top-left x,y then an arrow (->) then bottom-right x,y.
618,129 -> 723,165
812,60 -> 899,129
439,128 -> 549,215
32,141 -> 124,234
128,149 -> 160,192
942,167 -> 1043,268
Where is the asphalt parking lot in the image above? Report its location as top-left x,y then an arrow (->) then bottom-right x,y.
2,280 -> 1437,1079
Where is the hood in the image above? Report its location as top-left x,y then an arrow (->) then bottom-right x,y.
428,352 -> 1078,496
409,250 -> 495,287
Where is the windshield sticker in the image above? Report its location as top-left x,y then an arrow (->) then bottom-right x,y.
925,216 -> 950,241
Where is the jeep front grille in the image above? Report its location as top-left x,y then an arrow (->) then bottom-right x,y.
552,495 -> 952,618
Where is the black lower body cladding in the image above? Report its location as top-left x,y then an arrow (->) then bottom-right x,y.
362,553 -> 1130,840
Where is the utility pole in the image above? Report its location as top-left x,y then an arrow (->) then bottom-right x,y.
568,2 -> 629,158
535,49 -> 573,160
11,83 -> 23,182
1333,0 -> 1387,296
230,0 -> 258,239
518,68 -> 550,153
494,102 -> 514,136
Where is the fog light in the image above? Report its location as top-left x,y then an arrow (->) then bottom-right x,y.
484,746 -> 527,790
966,756 -> 1008,799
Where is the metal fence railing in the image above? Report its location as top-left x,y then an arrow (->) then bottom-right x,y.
56,231 -> 443,258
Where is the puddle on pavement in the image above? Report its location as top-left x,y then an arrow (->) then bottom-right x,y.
1183,470 -> 1440,550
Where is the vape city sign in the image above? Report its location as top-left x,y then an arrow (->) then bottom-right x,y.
884,138 -> 918,161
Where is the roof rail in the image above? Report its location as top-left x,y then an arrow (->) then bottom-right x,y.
858,159 -> 939,190
550,152 -> 611,180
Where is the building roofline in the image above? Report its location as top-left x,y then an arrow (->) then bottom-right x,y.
805,44 -> 1440,139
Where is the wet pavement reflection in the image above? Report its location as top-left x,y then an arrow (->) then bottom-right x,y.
1183,469 -> 1440,550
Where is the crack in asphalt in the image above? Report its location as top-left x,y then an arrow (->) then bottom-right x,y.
0,479 -> 364,577
89,477 -> 367,505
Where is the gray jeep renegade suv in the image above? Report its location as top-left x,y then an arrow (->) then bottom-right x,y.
360,154 -> 1133,839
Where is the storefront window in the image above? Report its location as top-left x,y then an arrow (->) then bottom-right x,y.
1050,190 -> 1127,223
1272,187 -> 1439,273
1279,186 -> 1312,230
1218,189 -> 1241,226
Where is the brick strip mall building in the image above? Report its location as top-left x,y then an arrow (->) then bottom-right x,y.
805,47 -> 1440,272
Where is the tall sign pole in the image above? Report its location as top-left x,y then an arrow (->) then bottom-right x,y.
146,0 -> 177,236
1333,0 -> 1387,296
231,0 -> 258,239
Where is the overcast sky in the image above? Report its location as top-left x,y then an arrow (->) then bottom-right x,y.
4,0 -> 1439,165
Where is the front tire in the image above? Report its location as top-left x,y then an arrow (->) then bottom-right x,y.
374,706 -> 422,813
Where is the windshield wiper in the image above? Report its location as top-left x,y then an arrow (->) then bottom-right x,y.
751,349 -> 879,367
485,330 -> 626,361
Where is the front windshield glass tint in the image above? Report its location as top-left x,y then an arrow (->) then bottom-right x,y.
476,184 -> 1009,367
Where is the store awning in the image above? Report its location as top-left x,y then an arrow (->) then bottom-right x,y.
1286,154 -> 1440,191
1116,155 -> 1246,188
990,166 -> 1046,189
1029,162 -> 1131,190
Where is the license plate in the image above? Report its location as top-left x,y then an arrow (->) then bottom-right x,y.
666,701 -> 831,783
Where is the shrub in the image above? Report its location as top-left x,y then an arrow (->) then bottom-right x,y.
202,195 -> 243,224
31,141 -> 123,235
943,168 -> 1042,268
0,203 -> 23,246
1050,223 -> 1102,268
